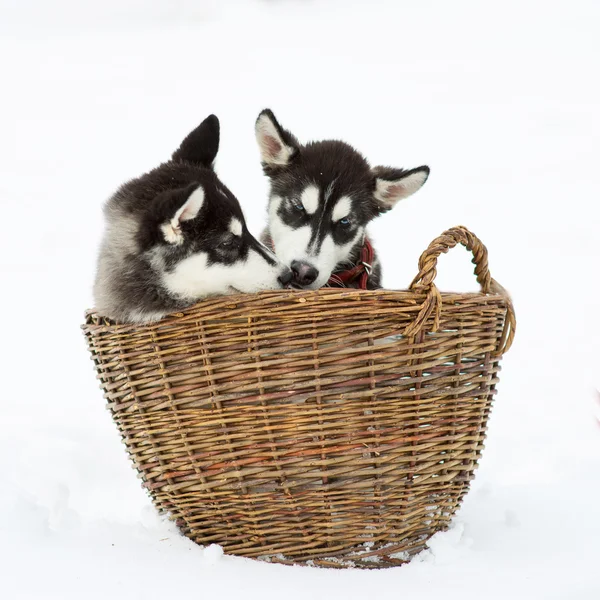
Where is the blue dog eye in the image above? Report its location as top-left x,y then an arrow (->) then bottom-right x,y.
339,218 -> 350,226
291,201 -> 305,212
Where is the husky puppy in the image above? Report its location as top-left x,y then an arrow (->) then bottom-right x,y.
94,114 -> 292,323
255,109 -> 429,289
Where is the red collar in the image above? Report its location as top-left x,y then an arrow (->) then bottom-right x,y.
327,238 -> 374,289
265,235 -> 374,290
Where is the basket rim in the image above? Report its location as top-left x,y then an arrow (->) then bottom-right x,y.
82,287 -> 510,332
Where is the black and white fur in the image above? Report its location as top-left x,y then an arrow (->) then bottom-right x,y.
94,114 -> 292,323
255,109 -> 430,289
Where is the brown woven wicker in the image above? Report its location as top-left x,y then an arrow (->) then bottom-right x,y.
83,226 -> 515,568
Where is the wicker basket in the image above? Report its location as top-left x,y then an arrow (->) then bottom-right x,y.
83,226 -> 515,568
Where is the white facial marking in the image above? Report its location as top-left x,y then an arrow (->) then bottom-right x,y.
300,185 -> 319,215
374,171 -> 428,209
269,194 -> 365,290
161,186 -> 205,245
332,196 -> 352,222
162,245 -> 286,300
269,195 -> 313,262
305,230 -> 364,288
229,217 -> 243,236
255,114 -> 295,166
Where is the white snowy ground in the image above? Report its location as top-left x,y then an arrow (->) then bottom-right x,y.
1,0 -> 599,597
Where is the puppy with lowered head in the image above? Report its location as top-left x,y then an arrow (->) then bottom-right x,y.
94,115 -> 292,323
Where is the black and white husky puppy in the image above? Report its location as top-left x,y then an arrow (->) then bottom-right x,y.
255,109 -> 430,289
94,115 -> 292,323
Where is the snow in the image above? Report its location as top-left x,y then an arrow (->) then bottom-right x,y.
1,0 -> 599,597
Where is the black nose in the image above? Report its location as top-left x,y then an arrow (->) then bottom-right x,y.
291,260 -> 319,286
278,267 -> 293,287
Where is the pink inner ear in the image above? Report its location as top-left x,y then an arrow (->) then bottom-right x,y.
264,135 -> 282,158
179,204 -> 196,221
383,183 -> 404,200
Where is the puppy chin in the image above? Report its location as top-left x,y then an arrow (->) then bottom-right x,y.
291,280 -> 323,291
311,277 -> 329,290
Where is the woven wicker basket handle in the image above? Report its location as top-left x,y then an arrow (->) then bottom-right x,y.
405,225 -> 515,354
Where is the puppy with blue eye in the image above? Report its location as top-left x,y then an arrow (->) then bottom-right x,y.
255,109 -> 430,289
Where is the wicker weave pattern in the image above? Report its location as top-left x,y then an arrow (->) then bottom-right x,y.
83,226 -> 515,568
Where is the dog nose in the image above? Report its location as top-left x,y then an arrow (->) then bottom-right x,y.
278,267 -> 293,287
291,261 -> 319,286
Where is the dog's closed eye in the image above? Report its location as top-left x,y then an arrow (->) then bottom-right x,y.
219,236 -> 241,250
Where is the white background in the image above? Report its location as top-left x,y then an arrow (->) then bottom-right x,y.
0,1 -> 598,598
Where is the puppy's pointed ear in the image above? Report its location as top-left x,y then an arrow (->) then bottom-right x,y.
172,115 -> 220,168
255,109 -> 299,168
161,184 -> 205,245
372,166 -> 430,212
